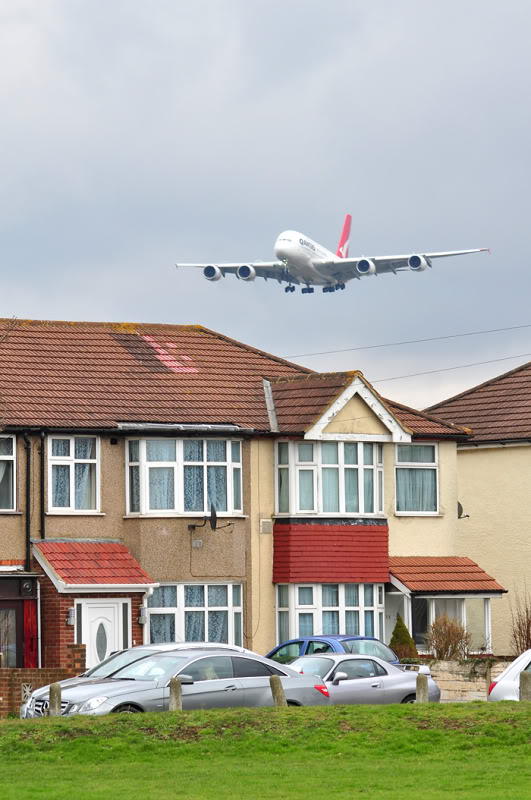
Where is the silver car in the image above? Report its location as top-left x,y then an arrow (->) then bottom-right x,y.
488,649 -> 531,701
21,648 -> 331,717
290,653 -> 441,704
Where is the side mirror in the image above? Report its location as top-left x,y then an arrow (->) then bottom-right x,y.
175,673 -> 195,686
332,671 -> 348,686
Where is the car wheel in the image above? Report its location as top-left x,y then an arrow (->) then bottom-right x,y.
112,705 -> 142,714
401,694 -> 416,704
286,701 -> 301,707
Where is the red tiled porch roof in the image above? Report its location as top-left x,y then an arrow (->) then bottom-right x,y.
34,541 -> 155,586
389,556 -> 506,594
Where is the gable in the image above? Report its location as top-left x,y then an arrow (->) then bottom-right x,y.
323,392 -> 389,436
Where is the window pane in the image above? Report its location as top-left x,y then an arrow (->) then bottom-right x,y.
231,441 -> 241,463
345,584 -> 359,606
233,467 -> 242,510
0,438 -> 13,456
345,610 -> 360,635
378,586 -> 384,605
129,465 -> 140,512
149,467 -> 174,509
185,585 -> 204,607
364,584 -> 374,607
207,440 -> 226,462
149,614 -> 175,644
298,470 -> 314,510
322,584 -> 339,607
149,586 -> 177,608
364,469 -> 374,513
277,585 -> 289,608
379,612 -> 385,641
208,610 -> 228,643
278,442 -> 289,465
75,437 -> 96,460
321,442 -> 338,464
396,468 -> 437,512
146,440 -> 176,462
0,462 -> 13,509
345,468 -> 359,513
52,464 -> 70,507
298,443 -> 313,462
299,613 -> 313,636
208,585 -> 228,607
364,610 -> 374,637
322,610 -> 339,634
278,610 -> 289,642
322,468 -> 339,512
185,611 -> 205,641
207,466 -> 227,512
184,440 -> 203,461
378,470 -> 383,513
232,585 -> 242,606
233,612 -> 242,646
184,465 -> 204,511
75,462 -> 96,510
397,445 -> 435,464
128,440 -> 139,463
298,587 -> 313,605
377,444 -> 383,464
278,468 -> 289,512
344,443 -> 358,465
363,444 -> 373,465
52,439 -> 70,457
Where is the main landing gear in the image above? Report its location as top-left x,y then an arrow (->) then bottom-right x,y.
322,284 -> 346,293
284,285 -> 295,293
301,287 -> 314,294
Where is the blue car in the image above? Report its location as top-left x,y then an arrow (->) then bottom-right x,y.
266,635 -> 399,665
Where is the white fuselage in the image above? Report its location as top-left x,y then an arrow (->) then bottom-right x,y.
274,230 -> 337,286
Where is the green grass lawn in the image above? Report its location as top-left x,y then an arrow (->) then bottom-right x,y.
1,703 -> 530,799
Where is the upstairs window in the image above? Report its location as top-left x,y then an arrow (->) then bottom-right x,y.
276,440 -> 384,516
0,436 -> 15,510
127,439 -> 243,515
395,444 -> 438,514
48,436 -> 99,512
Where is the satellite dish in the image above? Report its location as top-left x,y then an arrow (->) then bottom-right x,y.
457,502 -> 469,519
209,504 -> 217,531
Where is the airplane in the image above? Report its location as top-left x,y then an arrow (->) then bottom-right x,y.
176,214 -> 488,294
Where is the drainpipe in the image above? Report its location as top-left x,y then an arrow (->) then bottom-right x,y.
40,430 -> 46,539
22,433 -> 31,572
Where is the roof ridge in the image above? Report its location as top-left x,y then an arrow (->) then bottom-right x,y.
426,359 -> 531,411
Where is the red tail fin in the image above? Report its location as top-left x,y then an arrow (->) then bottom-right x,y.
336,214 -> 352,258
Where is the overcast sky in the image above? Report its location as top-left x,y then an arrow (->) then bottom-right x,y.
1,0 -> 530,409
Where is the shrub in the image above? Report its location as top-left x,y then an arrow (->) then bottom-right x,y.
510,587 -> 531,655
389,613 -> 418,659
424,613 -> 471,660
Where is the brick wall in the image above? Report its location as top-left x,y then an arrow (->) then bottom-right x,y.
0,643 -> 85,718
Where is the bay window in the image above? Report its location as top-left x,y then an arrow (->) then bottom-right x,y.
395,444 -> 438,514
0,436 -> 15,510
127,438 -> 242,515
48,436 -> 99,512
276,440 -> 384,516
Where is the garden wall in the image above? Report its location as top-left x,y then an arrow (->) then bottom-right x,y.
430,659 -> 511,702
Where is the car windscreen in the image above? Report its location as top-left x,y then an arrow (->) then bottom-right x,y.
84,649 -> 156,678
290,657 -> 334,679
341,640 -> 397,662
111,655 -> 190,682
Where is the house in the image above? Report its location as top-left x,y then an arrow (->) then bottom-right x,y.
427,360 -> 531,654
0,318 -> 506,673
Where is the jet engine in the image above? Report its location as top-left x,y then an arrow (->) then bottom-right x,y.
408,255 -> 428,271
203,265 -> 222,281
237,265 -> 256,281
357,258 -> 376,276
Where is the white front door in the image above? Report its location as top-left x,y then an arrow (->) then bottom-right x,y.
80,601 -> 125,668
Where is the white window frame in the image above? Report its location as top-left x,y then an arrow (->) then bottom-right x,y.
47,435 -> 100,514
275,440 -> 384,517
145,582 -> 243,646
394,442 -> 439,516
126,438 -> 243,517
0,434 -> 16,511
275,582 -> 385,643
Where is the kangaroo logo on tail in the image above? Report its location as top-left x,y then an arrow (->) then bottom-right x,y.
336,213 -> 352,259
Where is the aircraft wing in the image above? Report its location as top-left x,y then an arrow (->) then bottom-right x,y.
176,262 -> 300,284
314,248 -> 489,281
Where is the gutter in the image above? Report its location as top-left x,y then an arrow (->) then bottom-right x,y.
22,433 -> 31,572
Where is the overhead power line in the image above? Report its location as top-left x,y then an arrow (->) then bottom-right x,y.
285,323 -> 531,359
372,352 -> 531,385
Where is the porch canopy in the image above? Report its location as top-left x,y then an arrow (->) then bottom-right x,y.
388,557 -> 506,652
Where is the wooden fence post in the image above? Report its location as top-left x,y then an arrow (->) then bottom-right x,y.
49,683 -> 62,717
269,675 -> 287,707
416,673 -> 429,703
169,678 -> 182,711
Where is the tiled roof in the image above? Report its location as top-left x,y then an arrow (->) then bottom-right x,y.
0,319 -> 309,430
34,541 -> 155,586
426,360 -> 531,443
389,556 -> 506,593
270,372 -> 468,438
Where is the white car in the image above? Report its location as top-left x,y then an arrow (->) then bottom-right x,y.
488,649 -> 531,701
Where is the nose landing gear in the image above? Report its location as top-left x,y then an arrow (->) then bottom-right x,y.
284,285 -> 296,293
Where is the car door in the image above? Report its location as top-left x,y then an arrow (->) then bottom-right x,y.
173,656 -> 245,710
328,659 -> 386,705
231,656 -> 284,707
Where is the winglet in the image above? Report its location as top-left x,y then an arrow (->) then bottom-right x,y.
336,214 -> 352,259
